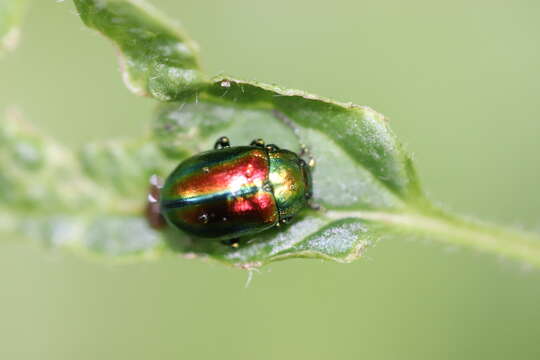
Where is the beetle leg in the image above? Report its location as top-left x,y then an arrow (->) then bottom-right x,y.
265,144 -> 280,152
299,144 -> 308,157
309,202 -> 323,211
250,138 -> 265,148
146,174 -> 167,229
280,216 -> 293,225
222,238 -> 240,248
149,174 -> 164,189
214,136 -> 231,149
299,144 -> 316,168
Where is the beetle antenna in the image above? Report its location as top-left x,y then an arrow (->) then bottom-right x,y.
272,110 -> 315,167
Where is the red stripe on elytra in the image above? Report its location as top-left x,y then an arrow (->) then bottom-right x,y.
231,192 -> 275,218
174,150 -> 269,197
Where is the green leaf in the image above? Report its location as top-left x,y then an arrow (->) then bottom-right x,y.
73,0 -> 207,100
0,110 -> 174,260
0,0 -> 27,56
150,81 -> 420,266
5,0 -> 540,269
0,108 -> 383,266
152,80 -> 540,267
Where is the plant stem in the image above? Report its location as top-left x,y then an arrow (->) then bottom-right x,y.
326,208 -> 540,267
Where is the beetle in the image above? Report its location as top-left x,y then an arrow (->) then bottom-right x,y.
148,136 -> 313,247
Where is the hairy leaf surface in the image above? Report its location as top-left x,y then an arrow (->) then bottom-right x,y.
0,111 -> 172,259
151,81 -> 425,266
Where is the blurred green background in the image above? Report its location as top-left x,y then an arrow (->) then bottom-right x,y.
1,0 -> 540,358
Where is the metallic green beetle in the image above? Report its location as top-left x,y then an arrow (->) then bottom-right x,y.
149,137 -> 313,247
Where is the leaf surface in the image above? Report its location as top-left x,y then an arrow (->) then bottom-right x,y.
148,79 -> 426,266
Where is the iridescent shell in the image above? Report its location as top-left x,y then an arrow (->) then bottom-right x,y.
160,144 -> 312,241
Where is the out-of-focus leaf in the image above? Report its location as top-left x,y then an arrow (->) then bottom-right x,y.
0,110 -> 175,259
0,0 -> 27,55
